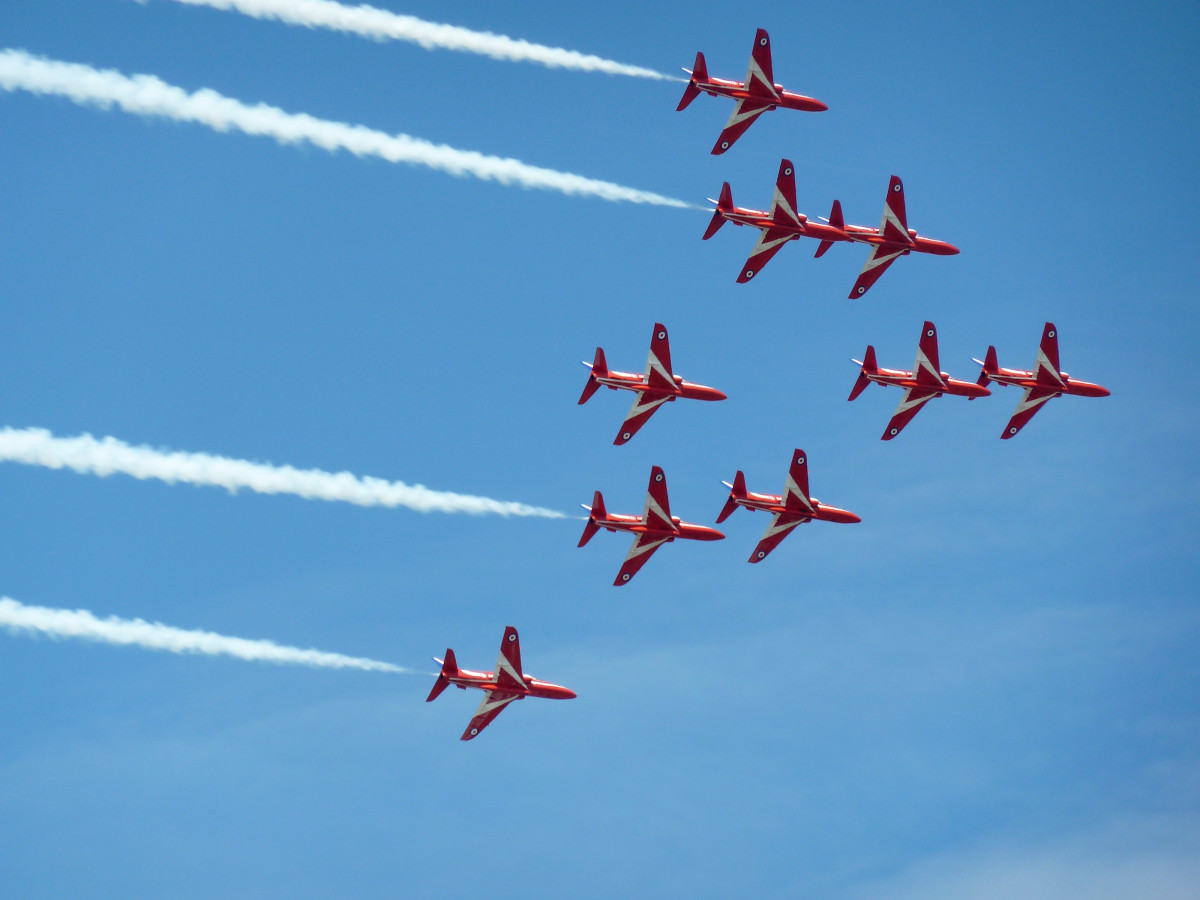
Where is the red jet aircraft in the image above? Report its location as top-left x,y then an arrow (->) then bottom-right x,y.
677,28 -> 827,155
717,448 -> 860,562
973,322 -> 1110,438
849,321 -> 990,440
579,465 -> 724,585
704,160 -> 958,297
579,322 -> 726,445
427,626 -> 576,741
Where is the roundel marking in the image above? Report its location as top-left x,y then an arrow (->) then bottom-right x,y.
657,330 -> 666,340
757,550 -> 766,559
470,728 -> 478,735
621,573 -> 631,581
1009,426 -> 1018,435
654,472 -> 663,482
796,456 -> 804,465
784,167 -> 793,176
745,270 -> 755,279
926,329 -> 935,337
889,427 -> 899,435
1048,330 -> 1055,338
893,182 -> 902,192
622,432 -> 631,441
720,141 -> 730,150
508,633 -> 516,642
759,36 -> 768,46
856,286 -> 866,295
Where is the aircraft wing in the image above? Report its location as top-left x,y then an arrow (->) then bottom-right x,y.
737,226 -> 795,282
491,626 -> 527,693
641,465 -> 674,531
460,690 -> 522,741
882,387 -> 939,440
781,449 -> 815,515
749,511 -> 808,563
744,28 -> 779,98
1033,322 -> 1066,388
879,176 -> 913,245
615,532 -> 671,585
712,98 -> 773,154
912,322 -> 947,389
1001,385 -> 1058,439
643,323 -> 676,392
613,391 -> 672,445
849,244 -> 906,298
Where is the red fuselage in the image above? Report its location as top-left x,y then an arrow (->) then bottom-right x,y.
720,204 -> 959,256
695,77 -> 828,113
593,368 -> 727,403
445,667 -> 576,701
731,491 -> 861,524
982,367 -> 1110,398
865,366 -> 990,399
592,512 -> 725,543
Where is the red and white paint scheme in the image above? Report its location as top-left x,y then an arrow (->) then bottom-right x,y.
704,161 -> 958,297
973,322 -> 1110,439
579,322 -> 726,445
717,448 -> 861,563
579,465 -> 724,586
849,321 -> 990,440
426,626 -> 575,741
677,28 -> 827,155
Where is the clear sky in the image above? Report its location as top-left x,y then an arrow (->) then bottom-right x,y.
1,1 -> 1198,897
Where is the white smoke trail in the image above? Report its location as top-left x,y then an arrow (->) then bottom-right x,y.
0,49 -> 695,208
0,596 -> 412,672
156,0 -> 682,81
0,427 -> 566,519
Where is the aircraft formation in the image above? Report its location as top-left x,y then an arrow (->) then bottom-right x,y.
429,27 -> 1109,740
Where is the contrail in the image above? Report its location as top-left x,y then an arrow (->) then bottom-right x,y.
155,0 -> 683,81
0,49 -> 696,208
0,595 -> 413,672
0,427 -> 566,519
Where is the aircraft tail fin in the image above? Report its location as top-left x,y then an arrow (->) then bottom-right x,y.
827,198 -> 845,231
815,200 -> 844,257
578,347 -> 608,404
426,649 -> 458,702
578,491 -> 606,546
703,182 -> 733,240
677,52 -> 706,110
716,471 -> 747,523
848,346 -> 876,400
972,345 -> 998,396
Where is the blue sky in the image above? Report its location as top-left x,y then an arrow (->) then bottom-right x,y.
1,1 -> 1198,897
